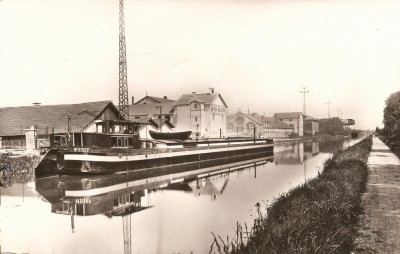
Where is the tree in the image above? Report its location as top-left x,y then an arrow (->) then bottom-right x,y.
383,91 -> 400,137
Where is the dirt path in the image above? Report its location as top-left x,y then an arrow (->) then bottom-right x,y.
354,137 -> 400,253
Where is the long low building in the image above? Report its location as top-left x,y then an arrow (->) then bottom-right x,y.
0,101 -> 139,149
227,112 -> 293,138
0,100 -> 120,138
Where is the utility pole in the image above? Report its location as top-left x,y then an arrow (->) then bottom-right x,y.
300,87 -> 309,115
337,108 -> 342,119
155,105 -> 162,131
336,108 -> 342,135
326,100 -> 332,118
118,0 -> 129,120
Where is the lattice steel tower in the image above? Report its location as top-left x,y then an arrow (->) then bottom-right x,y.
118,0 -> 129,120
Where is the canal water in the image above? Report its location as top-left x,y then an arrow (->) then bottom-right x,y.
0,136 -> 363,254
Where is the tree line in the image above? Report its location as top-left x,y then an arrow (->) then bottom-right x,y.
381,91 -> 400,137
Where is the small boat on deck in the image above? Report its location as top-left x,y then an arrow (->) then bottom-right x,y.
35,119 -> 274,178
149,130 -> 192,140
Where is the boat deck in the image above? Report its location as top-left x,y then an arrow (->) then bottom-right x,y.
88,138 -> 273,155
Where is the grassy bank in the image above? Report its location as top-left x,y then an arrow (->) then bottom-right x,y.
0,153 -> 39,186
210,136 -> 372,254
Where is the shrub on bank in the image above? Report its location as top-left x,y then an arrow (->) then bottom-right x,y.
380,135 -> 400,159
0,153 -> 38,185
210,137 -> 372,254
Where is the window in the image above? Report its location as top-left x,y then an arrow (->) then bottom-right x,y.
112,137 -> 132,148
60,136 -> 67,146
235,116 -> 245,130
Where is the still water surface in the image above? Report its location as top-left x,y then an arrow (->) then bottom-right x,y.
0,137 -> 362,254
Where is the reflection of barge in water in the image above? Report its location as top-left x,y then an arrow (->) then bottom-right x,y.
35,120 -> 273,178
36,153 -> 274,217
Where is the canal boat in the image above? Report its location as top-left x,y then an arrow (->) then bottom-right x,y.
35,119 -> 274,178
148,130 -> 192,140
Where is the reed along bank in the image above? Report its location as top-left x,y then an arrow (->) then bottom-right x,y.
210,136 -> 372,254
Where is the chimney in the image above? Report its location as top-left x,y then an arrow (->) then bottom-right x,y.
209,87 -> 214,94
131,96 -> 134,105
164,96 -> 167,99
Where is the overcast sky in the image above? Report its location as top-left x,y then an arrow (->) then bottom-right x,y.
1,0 -> 399,129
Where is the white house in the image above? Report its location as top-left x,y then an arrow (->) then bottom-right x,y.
172,89 -> 228,138
273,112 -> 304,137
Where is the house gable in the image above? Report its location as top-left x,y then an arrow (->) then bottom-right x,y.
173,92 -> 228,108
135,96 -> 175,105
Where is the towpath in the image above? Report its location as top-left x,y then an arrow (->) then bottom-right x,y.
354,136 -> 400,253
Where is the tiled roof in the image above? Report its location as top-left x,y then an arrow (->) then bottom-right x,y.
260,116 -> 293,129
131,117 -> 174,128
0,101 -> 115,136
135,96 -> 175,104
173,93 -> 228,108
131,117 -> 156,125
303,115 -> 318,120
128,102 -> 174,117
273,112 -> 303,119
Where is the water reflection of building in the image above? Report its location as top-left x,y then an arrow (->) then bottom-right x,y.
274,141 -> 320,165
303,141 -> 320,159
35,153 -> 273,254
319,137 -> 347,153
189,176 -> 229,200
52,187 -> 147,217
274,142 -> 304,164
36,154 -> 274,217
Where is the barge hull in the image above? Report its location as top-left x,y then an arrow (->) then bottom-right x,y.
35,143 -> 273,177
